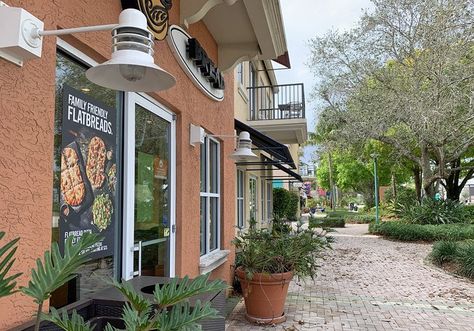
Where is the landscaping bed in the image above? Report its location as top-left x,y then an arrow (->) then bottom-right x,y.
429,240 -> 474,280
369,222 -> 474,242
309,216 -> 345,228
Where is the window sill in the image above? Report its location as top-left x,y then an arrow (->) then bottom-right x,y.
199,249 -> 230,274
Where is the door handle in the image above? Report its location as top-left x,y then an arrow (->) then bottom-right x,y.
133,240 -> 142,277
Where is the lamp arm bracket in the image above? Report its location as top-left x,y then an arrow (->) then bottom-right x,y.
207,134 -> 237,139
32,23 -> 118,39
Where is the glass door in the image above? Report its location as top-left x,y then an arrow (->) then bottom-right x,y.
123,93 -> 175,280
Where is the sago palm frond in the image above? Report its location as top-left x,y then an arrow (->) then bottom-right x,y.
153,273 -> 228,308
0,231 -> 21,298
21,232 -> 101,303
41,308 -> 94,331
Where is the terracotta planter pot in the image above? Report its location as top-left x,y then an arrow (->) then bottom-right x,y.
235,267 -> 293,324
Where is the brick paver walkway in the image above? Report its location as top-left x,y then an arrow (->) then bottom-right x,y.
226,224 -> 474,330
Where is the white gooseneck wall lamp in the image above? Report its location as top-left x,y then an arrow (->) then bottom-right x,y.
229,131 -> 259,162
189,125 -> 258,162
0,4 -> 175,92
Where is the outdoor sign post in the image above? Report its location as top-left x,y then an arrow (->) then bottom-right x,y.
371,153 -> 380,225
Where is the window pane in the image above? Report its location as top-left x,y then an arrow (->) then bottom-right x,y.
237,199 -> 244,228
52,51 -> 122,307
210,140 -> 219,193
249,178 -> 257,221
200,142 -> 206,192
210,197 -> 218,251
134,105 -> 170,277
261,179 -> 265,222
237,170 -> 243,197
200,197 -> 207,255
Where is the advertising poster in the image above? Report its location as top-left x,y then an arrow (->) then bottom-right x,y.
59,85 -> 117,259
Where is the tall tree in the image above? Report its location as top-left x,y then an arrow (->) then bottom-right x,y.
309,0 -> 474,199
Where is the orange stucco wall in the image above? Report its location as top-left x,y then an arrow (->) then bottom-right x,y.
0,0 -> 235,329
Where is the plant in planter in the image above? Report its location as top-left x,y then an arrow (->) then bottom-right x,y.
233,219 -> 332,324
0,231 -> 21,298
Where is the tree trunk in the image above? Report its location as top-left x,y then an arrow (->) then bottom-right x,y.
444,158 -> 474,201
328,152 -> 335,211
421,143 -> 434,198
391,172 -> 397,199
413,165 -> 422,201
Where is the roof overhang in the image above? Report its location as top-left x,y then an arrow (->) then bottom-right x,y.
180,0 -> 288,72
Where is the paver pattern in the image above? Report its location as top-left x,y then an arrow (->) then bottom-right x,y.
226,224 -> 474,330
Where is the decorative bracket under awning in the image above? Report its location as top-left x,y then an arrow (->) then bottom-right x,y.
179,0 -> 288,72
180,0 -> 238,28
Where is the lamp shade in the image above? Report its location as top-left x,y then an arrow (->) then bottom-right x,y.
230,131 -> 258,162
86,9 -> 176,92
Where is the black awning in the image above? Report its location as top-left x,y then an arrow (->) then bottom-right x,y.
273,159 -> 303,182
235,119 -> 295,169
234,119 -> 302,182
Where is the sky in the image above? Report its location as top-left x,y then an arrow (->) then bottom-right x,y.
275,0 -> 374,163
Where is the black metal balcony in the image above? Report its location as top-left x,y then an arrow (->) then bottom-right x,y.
247,83 -> 305,121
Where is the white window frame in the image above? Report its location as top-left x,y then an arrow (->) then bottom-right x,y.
266,181 -> 273,222
236,169 -> 245,229
260,178 -> 265,224
200,136 -> 221,256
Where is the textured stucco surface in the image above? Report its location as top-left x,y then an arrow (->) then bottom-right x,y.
0,0 -> 235,328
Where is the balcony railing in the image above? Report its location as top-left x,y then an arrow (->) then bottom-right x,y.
247,83 -> 305,121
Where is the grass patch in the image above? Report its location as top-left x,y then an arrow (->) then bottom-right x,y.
326,210 -> 375,224
369,222 -> 474,242
326,210 -> 351,218
430,241 -> 459,265
309,217 -> 345,228
458,242 -> 474,279
344,214 -> 376,224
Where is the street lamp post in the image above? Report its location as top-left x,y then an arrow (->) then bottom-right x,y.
370,153 -> 380,225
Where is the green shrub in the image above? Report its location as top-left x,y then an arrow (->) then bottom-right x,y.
273,188 -> 290,219
458,242 -> 474,279
369,222 -> 474,242
309,216 -> 345,228
273,188 -> 300,221
464,205 -> 474,219
287,190 -> 300,221
326,210 -> 350,218
397,198 -> 469,225
384,186 -> 418,210
431,241 -> 459,265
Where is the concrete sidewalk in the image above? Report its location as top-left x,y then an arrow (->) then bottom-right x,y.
226,224 -> 474,330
